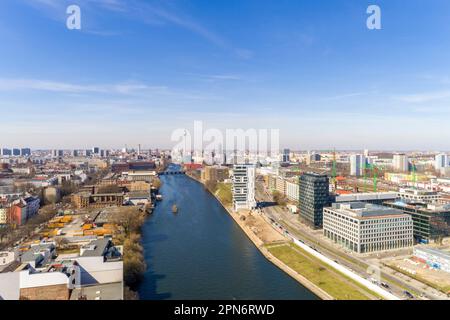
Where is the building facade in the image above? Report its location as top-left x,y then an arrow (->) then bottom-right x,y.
232,164 -> 256,211
298,173 -> 330,228
350,154 -> 365,177
286,179 -> 300,202
323,202 -> 413,254
393,153 -> 409,172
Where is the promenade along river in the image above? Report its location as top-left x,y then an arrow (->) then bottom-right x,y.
138,165 -> 317,300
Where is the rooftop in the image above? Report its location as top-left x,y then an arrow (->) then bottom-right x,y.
330,202 -> 407,219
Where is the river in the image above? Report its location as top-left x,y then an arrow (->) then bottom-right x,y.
138,165 -> 317,300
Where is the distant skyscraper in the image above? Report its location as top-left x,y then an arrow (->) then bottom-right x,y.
435,153 -> 449,171
393,154 -> 409,172
92,147 -> 100,155
12,149 -> 20,156
72,150 -> 79,157
52,150 -> 64,158
1,148 -> 12,156
282,148 -> 290,163
299,173 -> 330,229
20,148 -> 31,156
350,154 -> 366,176
232,164 -> 256,211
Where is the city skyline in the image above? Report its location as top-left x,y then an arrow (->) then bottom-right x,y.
1,0 -> 450,149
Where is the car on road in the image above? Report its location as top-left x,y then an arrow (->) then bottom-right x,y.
403,291 -> 414,299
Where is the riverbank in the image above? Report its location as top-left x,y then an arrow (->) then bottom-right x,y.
186,173 -> 331,300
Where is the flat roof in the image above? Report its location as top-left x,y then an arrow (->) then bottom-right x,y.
70,282 -> 123,300
329,202 -> 407,219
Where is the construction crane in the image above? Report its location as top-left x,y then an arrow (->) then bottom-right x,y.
363,163 -> 379,193
331,149 -> 337,191
411,160 -> 417,189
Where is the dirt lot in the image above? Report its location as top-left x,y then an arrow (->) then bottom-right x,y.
386,256 -> 450,293
238,210 -> 285,244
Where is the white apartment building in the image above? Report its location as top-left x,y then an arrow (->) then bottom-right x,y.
393,153 -> 409,172
350,154 -> 365,176
323,202 -> 413,254
435,153 -> 449,171
232,164 -> 256,211
286,179 -> 299,202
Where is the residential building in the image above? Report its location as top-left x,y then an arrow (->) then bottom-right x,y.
393,153 -> 409,172
350,154 -> 366,176
0,205 -> 8,224
298,173 -> 330,228
232,164 -> 256,211
275,176 -> 286,195
435,153 -> 449,172
201,166 -> 229,183
286,178 -> 300,202
323,202 -> 413,254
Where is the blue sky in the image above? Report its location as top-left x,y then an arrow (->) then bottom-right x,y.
0,0 -> 449,150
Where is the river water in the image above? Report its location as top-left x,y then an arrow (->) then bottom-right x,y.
138,165 -> 317,300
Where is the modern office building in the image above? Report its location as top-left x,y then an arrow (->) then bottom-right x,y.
12,149 -> 20,156
92,147 -> 100,155
298,173 -> 330,228
397,188 -> 441,204
435,153 -> 449,171
282,149 -> 290,163
323,202 -> 413,254
20,148 -> 31,156
384,201 -> 450,243
334,191 -> 398,205
232,164 -> 256,211
52,150 -> 64,158
350,154 -> 366,176
0,148 -> 12,156
393,153 -> 409,172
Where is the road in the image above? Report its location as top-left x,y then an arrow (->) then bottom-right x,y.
255,180 -> 448,300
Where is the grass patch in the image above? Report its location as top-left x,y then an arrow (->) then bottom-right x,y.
267,243 -> 380,300
215,183 -> 232,206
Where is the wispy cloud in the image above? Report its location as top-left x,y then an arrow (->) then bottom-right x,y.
395,90 -> 450,103
0,78 -> 167,95
21,0 -> 252,57
322,92 -> 369,101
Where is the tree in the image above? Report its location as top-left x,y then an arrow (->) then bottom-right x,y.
205,180 -> 218,193
272,190 -> 287,206
111,207 -> 144,236
152,178 -> 162,190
